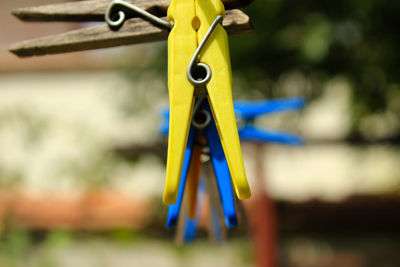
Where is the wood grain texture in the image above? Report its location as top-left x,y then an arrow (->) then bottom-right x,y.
9,9 -> 252,57
12,0 -> 254,22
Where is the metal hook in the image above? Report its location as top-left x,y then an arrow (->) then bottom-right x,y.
105,0 -> 172,30
187,15 -> 223,86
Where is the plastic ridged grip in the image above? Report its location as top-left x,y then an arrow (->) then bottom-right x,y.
196,0 -> 251,199
166,127 -> 196,228
164,0 -> 197,204
205,107 -> 238,227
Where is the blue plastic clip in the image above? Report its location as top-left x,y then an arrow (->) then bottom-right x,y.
165,127 -> 196,228
235,97 -> 305,145
161,97 -> 305,242
182,178 -> 203,243
181,177 -> 225,243
165,100 -> 238,229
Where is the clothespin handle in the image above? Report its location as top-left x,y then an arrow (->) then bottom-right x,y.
235,97 -> 305,120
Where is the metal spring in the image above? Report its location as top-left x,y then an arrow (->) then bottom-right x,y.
105,0 -> 172,30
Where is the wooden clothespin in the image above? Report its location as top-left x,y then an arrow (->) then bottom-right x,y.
9,0 -> 254,57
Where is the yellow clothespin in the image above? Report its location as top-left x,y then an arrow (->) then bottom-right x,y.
164,0 -> 251,204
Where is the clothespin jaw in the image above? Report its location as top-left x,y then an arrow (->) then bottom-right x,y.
235,97 -> 305,145
164,0 -> 251,204
182,214 -> 198,243
181,178 -> 226,244
166,127 -> 196,228
239,126 -> 304,145
163,111 -> 200,228
163,100 -> 238,229
203,102 -> 238,227
162,97 -> 305,240
164,0 -> 197,204
182,177 -> 204,243
234,97 -> 306,120
197,0 -> 250,202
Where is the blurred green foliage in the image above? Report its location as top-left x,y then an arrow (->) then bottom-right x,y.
57,150 -> 122,190
0,107 -> 50,189
0,107 -> 49,148
233,0 -> 400,134
0,230 -> 74,267
0,230 -> 32,267
123,0 -> 400,137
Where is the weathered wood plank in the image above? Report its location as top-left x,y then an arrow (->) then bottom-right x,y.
9,9 -> 252,58
12,0 -> 254,22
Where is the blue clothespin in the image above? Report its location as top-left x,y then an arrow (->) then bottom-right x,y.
235,97 -> 305,145
179,178 -> 227,243
161,97 -> 305,242
181,171 -> 226,244
164,99 -> 238,230
181,178 -> 204,243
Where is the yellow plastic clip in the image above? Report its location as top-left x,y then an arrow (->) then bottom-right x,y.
164,0 -> 251,204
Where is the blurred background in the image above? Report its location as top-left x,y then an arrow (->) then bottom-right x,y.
1,0 -> 400,266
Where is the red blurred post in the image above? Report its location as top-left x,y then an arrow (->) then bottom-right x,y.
248,144 -> 277,267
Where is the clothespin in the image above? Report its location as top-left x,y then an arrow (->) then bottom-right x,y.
9,0 -> 254,57
162,108 -> 234,243
163,99 -> 238,230
235,97 -> 305,145
178,175 -> 226,244
10,0 -> 257,241
160,97 -> 305,144
164,0 -> 251,205
10,0 -> 253,204
160,97 -> 305,242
